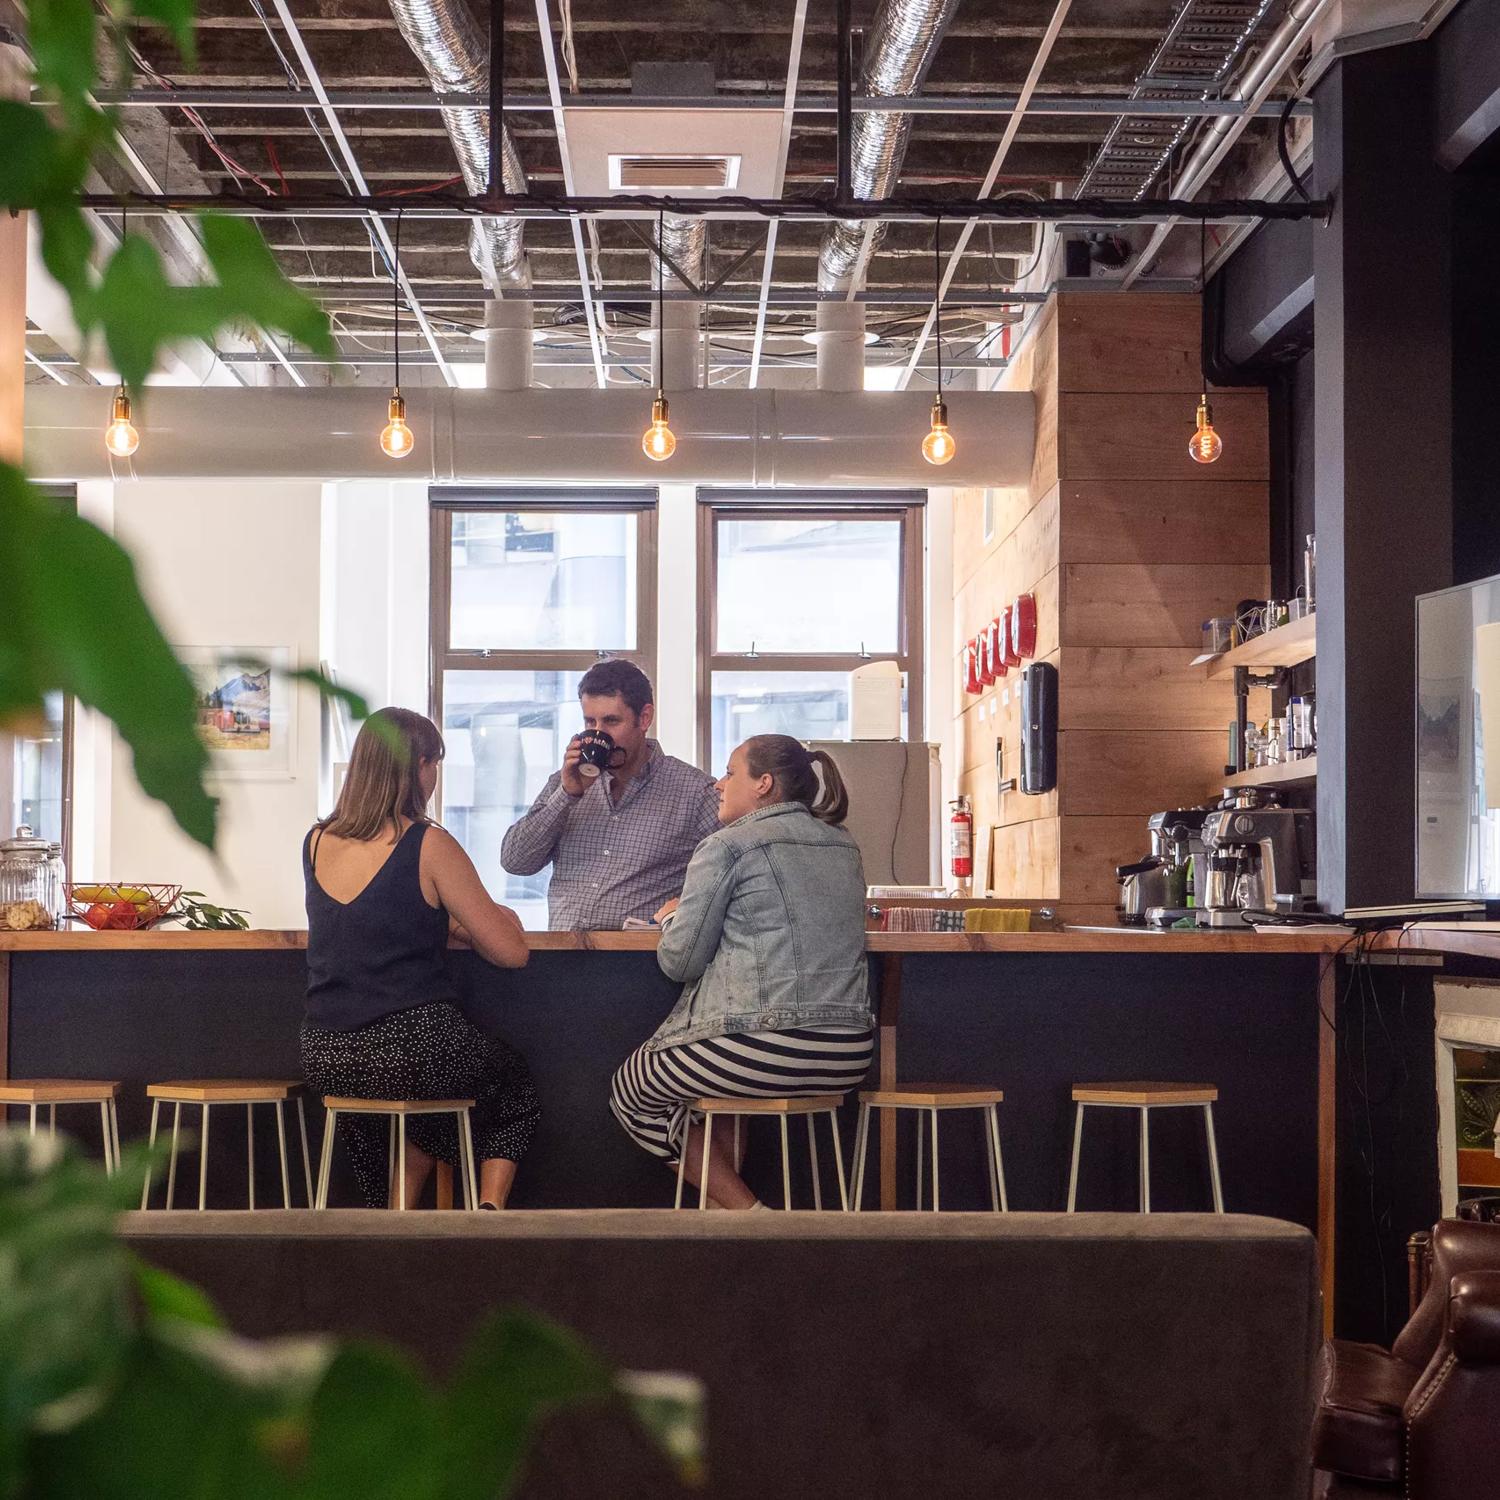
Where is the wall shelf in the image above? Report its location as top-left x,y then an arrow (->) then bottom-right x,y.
1205,613 -> 1317,679
1216,755 -> 1317,792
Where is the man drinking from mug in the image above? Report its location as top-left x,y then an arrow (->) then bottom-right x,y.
500,659 -> 720,930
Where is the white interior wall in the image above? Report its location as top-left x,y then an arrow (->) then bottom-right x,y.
81,479 -> 323,929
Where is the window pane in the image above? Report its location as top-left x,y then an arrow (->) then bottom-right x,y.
440,669 -> 585,929
710,671 -> 905,774
715,516 -> 901,654
11,692 -> 65,846
449,510 -> 638,651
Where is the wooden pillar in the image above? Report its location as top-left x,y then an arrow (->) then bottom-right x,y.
0,33 -> 27,466
1313,43 -> 1454,912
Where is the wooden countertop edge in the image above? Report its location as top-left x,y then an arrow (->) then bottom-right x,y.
0,927 -> 1358,955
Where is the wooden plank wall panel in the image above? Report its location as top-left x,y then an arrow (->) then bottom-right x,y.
952,292 -> 1269,915
1059,647 -> 1235,731
1059,479 -> 1268,565
1058,731 -> 1231,816
1060,562 -> 1272,649
1060,391 -> 1270,483
1055,293 -> 1206,394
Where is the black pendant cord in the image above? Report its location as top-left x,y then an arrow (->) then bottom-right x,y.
1198,216 -> 1207,402
933,214 -> 943,397
392,208 -> 403,393
655,206 -> 665,400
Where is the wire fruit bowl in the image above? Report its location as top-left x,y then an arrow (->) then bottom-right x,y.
67,883 -> 183,930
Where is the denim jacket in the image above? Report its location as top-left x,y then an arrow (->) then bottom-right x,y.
649,801 -> 872,1050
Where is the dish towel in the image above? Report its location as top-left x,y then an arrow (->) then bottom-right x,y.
964,908 -> 1033,933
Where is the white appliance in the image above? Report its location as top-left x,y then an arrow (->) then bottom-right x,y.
805,740 -> 939,886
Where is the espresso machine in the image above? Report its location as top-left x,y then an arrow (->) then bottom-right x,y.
1116,807 -> 1210,926
1198,790 -> 1316,927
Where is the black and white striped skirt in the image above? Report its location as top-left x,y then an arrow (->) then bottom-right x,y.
610,1025 -> 875,1163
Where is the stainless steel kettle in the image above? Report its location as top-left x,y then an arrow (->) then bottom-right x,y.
1116,856 -> 1168,926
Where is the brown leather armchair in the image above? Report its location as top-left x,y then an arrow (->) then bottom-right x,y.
1312,1219 -> 1500,1499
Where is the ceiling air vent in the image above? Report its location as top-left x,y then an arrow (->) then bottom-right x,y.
608,154 -> 741,191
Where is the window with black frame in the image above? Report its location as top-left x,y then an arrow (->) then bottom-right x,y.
697,492 -> 925,773
429,490 -> 658,928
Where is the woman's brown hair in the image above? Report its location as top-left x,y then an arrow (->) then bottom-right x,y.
743,734 -> 849,824
318,707 -> 444,841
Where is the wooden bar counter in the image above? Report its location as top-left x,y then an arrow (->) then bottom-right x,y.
1,923 -> 1451,1335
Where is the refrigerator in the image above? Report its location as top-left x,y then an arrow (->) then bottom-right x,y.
805,741 -> 940,887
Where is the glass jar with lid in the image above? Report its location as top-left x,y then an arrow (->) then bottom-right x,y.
46,843 -> 67,925
0,825 -> 57,930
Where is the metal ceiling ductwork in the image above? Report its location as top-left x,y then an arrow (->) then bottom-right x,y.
816,0 -> 966,292
386,0 -> 529,290
24,386 -> 1035,486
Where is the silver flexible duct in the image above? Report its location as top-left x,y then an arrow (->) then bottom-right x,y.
818,0 -> 966,290
659,215 -> 706,286
386,0 -> 529,289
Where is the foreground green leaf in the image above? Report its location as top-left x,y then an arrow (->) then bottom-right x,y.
198,216 -> 338,361
0,466 -> 217,849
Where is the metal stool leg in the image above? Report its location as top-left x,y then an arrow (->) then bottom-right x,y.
166,1102 -> 183,1210
807,1114 -> 823,1211
1138,1107 -> 1151,1213
141,1099 -> 161,1209
275,1101 -> 291,1209
49,1103 -> 56,1136
988,1104 -> 1009,1212
246,1102 -> 256,1211
674,1110 -> 691,1209
296,1097 -> 314,1206
929,1107 -> 941,1212
1203,1102 -> 1225,1212
396,1113 -> 408,1211
852,1103 -> 870,1211
779,1115 -> 792,1209
1066,1102 -> 1085,1211
27,1103 -> 35,1136
315,1109 -> 337,1209
984,1106 -> 1000,1211
198,1104 -> 211,1211
915,1111 -> 924,1210
110,1099 -> 121,1177
697,1112 -> 715,1212
100,1101 -> 115,1176
829,1110 -> 849,1211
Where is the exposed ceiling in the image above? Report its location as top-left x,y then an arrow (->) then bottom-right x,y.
21,0 -> 1309,388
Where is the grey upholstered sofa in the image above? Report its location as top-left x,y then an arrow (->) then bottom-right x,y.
122,1210 -> 1320,1500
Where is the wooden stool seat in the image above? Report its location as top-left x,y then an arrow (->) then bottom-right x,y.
860,1084 -> 1005,1109
2,1079 -> 121,1175
315,1096 -> 478,1210
689,1093 -> 844,1117
1071,1082 -> 1218,1106
675,1094 -> 851,1211
141,1080 -> 313,1211
322,1096 -> 476,1114
147,1080 -> 303,1103
0,1079 -> 119,1103
1067,1081 -> 1224,1214
852,1084 -> 1009,1212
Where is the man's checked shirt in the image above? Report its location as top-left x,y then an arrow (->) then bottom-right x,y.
499,743 -> 720,930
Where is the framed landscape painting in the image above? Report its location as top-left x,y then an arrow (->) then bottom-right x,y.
176,645 -> 297,781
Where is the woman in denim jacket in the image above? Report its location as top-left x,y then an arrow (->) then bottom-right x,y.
609,734 -> 873,1208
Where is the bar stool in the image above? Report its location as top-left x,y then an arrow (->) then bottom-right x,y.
674,1095 -> 849,1211
0,1080 -> 122,1174
850,1084 -> 1009,1212
140,1080 -> 314,1211
1066,1082 -> 1224,1213
315,1097 -> 479,1211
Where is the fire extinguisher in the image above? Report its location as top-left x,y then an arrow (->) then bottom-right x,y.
949,795 -> 973,889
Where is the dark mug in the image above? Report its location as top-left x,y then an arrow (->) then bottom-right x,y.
577,729 -> 616,779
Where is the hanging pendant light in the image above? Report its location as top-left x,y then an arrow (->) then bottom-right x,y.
104,388 -> 139,458
380,209 -> 415,459
104,200 -> 141,459
642,209 -> 677,462
1189,218 -> 1222,466
922,215 -> 955,466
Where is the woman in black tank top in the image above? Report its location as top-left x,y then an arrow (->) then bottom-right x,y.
301,707 -> 537,1208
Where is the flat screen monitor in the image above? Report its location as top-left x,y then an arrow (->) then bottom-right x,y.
1416,574 -> 1500,898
